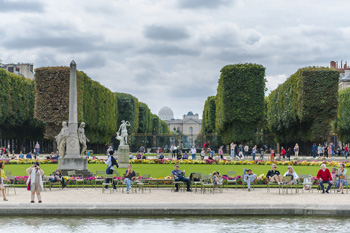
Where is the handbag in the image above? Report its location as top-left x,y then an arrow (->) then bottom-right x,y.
339,175 -> 345,179
27,180 -> 31,191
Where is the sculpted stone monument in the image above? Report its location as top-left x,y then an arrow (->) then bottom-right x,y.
116,120 -> 131,168
57,61 -> 92,176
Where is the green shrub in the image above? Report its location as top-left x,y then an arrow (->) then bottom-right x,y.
115,92 -> 139,134
216,63 -> 266,143
267,67 -> 339,143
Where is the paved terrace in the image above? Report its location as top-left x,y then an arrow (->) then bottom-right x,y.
1,187 -> 350,216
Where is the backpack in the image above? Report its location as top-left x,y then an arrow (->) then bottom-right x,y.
111,156 -> 119,168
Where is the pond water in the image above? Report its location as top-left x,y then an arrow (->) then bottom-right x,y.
0,216 -> 347,233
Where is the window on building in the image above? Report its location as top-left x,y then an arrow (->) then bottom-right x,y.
8,67 -> 14,73
189,127 -> 193,135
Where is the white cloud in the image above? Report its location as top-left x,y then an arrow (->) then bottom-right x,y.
0,0 -> 349,119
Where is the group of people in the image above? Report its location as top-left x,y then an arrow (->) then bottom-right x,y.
313,142 -> 343,159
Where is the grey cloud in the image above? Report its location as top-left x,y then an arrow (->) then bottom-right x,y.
178,0 -> 233,9
140,44 -> 201,57
78,53 -> 107,69
144,25 -> 190,41
0,0 -> 44,13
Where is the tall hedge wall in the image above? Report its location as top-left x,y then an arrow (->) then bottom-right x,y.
336,87 -> 350,142
202,96 -> 216,134
267,67 -> 339,143
0,69 -> 43,139
35,67 -> 117,143
138,102 -> 152,134
216,63 -> 266,143
115,92 -> 139,134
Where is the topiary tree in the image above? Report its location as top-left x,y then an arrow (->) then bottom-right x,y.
336,87 -> 350,143
216,63 -> 266,144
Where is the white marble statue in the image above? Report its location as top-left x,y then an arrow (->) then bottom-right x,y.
78,122 -> 89,156
55,121 -> 69,158
116,120 -> 130,146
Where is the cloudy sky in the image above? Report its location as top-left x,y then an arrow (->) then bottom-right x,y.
0,0 -> 348,118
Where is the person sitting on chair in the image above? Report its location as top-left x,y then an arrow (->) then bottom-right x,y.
243,168 -> 257,191
283,166 -> 298,185
171,164 -> 192,192
267,164 -> 283,185
49,170 -> 67,188
317,164 -> 332,194
124,165 -> 136,194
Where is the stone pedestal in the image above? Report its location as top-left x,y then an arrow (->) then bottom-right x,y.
118,145 -> 130,168
57,157 -> 93,177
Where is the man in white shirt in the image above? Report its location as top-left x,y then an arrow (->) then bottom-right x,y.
104,150 -> 116,191
244,145 -> 249,158
191,146 -> 196,160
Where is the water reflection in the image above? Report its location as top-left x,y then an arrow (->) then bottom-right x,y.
0,216 -> 348,233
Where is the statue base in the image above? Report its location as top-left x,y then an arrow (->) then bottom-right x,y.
57,157 -> 93,177
117,145 -> 130,168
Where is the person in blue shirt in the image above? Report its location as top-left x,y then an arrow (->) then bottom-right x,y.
26,152 -> 32,159
171,164 -> 192,192
18,151 -> 24,159
331,143 -> 335,157
312,143 -> 317,159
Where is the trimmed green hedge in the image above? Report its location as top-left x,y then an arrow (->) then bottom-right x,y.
267,67 -> 339,143
0,69 -> 43,139
138,102 -> 152,134
216,63 -> 266,143
337,87 -> 350,142
202,96 -> 216,134
35,67 -> 117,143
115,92 -> 139,134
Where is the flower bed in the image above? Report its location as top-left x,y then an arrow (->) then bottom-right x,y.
1,158 -> 349,167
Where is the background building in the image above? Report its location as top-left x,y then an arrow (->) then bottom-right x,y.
330,60 -> 350,90
159,107 -> 202,148
1,63 -> 34,79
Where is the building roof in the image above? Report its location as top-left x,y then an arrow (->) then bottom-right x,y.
158,106 -> 174,120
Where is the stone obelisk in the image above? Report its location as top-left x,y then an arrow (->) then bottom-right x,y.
58,61 -> 91,176
65,60 -> 80,158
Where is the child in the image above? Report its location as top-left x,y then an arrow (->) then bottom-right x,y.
270,149 -> 275,161
212,171 -> 222,185
331,167 -> 338,185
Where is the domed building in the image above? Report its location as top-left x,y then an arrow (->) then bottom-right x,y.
158,107 -> 202,148
158,106 -> 174,121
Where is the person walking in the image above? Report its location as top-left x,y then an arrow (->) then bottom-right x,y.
345,144 -> 348,159
35,142 -> 40,158
260,146 -> 265,160
328,145 -> 332,159
286,147 -> 292,161
312,143 -> 317,159
104,150 -> 118,191
294,143 -> 299,159
244,145 -> 249,158
0,162 -> 8,201
26,162 -> 44,203
281,147 -> 286,161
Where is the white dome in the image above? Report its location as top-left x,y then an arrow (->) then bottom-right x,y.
158,106 -> 174,120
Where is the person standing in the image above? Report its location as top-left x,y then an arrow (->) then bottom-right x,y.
252,145 -> 257,161
345,144 -> 348,159
35,142 -> 40,158
0,162 -> 8,201
104,150 -> 118,191
317,164 -> 332,194
317,144 -> 323,159
331,142 -> 335,157
191,146 -> 196,160
294,143 -> 299,159
218,146 -> 224,159
124,165 -> 136,194
260,146 -> 265,160
230,142 -> 235,159
26,162 -> 44,203
238,144 -> 244,159
327,145 -> 332,159
200,148 -> 205,160
244,145 -> 249,158
312,143 -> 317,159
286,147 -> 292,161
270,148 -> 275,161
281,147 -> 286,161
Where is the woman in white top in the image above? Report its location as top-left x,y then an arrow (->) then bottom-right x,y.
294,143 -> 299,158
283,166 -> 298,185
26,162 -> 44,203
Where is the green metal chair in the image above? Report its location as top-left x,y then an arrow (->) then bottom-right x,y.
200,175 -> 214,194
226,171 -> 237,190
102,174 -> 114,194
94,171 -> 105,189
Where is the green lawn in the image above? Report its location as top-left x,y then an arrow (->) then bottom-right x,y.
5,163 -> 322,178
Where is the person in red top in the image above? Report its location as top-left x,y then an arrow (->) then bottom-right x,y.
345,144 -> 348,159
317,164 -> 332,194
280,147 -> 286,161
